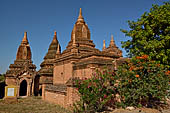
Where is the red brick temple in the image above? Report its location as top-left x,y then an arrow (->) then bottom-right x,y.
5,32 -> 37,97
5,8 -> 125,108
41,8 -> 124,108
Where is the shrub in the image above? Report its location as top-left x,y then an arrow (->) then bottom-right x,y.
74,69 -> 118,113
116,55 -> 170,108
74,55 -> 170,112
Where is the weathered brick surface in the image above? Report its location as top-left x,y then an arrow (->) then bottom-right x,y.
53,63 -> 73,84
44,90 -> 66,107
42,84 -> 80,108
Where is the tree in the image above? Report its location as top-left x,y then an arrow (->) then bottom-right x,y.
121,1 -> 170,65
116,55 -> 170,108
0,74 -> 5,82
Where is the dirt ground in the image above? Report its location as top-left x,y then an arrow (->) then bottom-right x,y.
109,100 -> 170,113
110,108 -> 170,113
0,96 -> 71,113
0,96 -> 170,113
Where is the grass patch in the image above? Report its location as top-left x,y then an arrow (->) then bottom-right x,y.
0,96 -> 72,113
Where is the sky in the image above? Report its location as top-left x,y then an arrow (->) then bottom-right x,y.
0,0 -> 168,74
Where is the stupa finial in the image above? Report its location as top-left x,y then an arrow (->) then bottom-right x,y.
52,31 -> 57,43
102,40 -> 106,51
54,31 -> 57,36
22,32 -> 28,44
109,34 -> 115,47
77,8 -> 84,22
111,34 -> 114,41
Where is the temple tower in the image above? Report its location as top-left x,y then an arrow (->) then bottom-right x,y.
41,8 -> 124,108
5,32 -> 36,97
63,8 -> 97,55
38,31 -> 61,85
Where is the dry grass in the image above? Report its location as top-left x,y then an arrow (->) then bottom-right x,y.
0,96 -> 72,113
0,97 -> 169,113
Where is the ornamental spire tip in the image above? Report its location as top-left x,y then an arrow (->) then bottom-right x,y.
77,8 -> 84,22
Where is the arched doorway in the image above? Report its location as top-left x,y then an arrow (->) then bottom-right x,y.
19,80 -> 27,96
0,82 -> 6,99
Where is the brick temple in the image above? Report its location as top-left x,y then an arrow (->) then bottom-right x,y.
5,8 -> 125,108
5,32 -> 37,97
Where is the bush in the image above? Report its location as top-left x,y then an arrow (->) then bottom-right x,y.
116,55 -> 170,108
74,55 -> 170,112
74,69 -> 118,113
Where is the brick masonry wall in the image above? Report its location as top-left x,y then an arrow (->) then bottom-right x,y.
66,87 -> 80,108
42,84 -> 80,109
5,78 -> 17,86
53,62 -> 73,84
74,68 -> 92,79
44,90 -> 66,107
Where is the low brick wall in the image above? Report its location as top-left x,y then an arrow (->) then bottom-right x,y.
44,90 -> 66,107
42,84 -> 80,109
42,84 -> 67,107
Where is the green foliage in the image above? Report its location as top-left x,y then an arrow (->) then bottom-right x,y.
116,55 -> 170,108
121,1 -> 170,65
0,74 -> 5,82
74,69 -> 118,113
74,55 -> 170,112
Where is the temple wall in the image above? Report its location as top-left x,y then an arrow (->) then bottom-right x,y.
43,61 -> 117,109
65,87 -> 80,107
39,76 -> 53,84
43,90 -> 66,107
74,67 -> 93,79
5,78 -> 17,86
53,62 -> 73,84
42,85 -> 80,109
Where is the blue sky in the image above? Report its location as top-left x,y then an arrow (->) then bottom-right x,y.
0,0 -> 168,74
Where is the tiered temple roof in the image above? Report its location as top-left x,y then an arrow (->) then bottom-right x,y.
62,8 -> 98,55
55,8 -> 122,64
6,32 -> 36,77
38,31 -> 60,84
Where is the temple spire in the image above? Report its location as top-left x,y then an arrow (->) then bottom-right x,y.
56,43 -> 61,56
109,34 -> 115,47
54,31 -> 57,36
52,31 -> 57,43
102,40 -> 106,51
22,32 -> 29,44
78,8 -> 82,18
77,8 -> 84,23
17,32 -> 32,60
